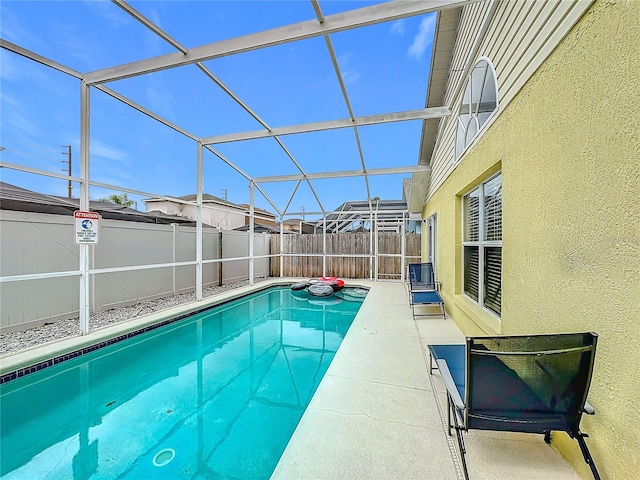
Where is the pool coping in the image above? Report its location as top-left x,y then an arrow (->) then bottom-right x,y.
1,278 -> 368,383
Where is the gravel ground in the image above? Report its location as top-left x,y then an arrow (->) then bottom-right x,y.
0,278 -> 271,356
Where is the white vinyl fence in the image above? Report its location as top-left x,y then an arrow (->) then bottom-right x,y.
0,210 -> 270,332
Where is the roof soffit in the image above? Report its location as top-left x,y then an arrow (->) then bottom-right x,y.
410,7 -> 462,214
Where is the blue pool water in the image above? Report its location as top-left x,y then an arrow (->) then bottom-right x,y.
0,286 -> 366,479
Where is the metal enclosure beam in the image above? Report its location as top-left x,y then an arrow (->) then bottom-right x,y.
249,181 -> 255,285
79,81 -> 91,334
196,142 -> 204,301
85,0 -> 481,85
202,107 -> 450,145
279,217 -> 284,278
0,38 -> 84,79
254,165 -> 430,183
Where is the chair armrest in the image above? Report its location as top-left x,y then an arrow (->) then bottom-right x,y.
583,401 -> 595,415
436,359 -> 465,411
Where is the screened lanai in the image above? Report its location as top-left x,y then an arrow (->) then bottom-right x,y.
0,0 -> 476,333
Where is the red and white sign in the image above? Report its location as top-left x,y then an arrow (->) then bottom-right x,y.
74,211 -> 100,244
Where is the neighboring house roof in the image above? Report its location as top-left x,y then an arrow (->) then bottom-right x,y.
144,194 -> 276,218
234,223 -> 290,234
237,204 -> 276,218
0,182 -> 195,225
175,193 -> 228,203
282,218 -> 317,234
283,218 -> 314,226
144,193 -> 243,210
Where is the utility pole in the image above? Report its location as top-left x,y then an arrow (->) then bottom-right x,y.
220,188 -> 228,202
61,145 -> 72,198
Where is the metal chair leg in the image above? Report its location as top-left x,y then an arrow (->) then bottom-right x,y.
575,432 -> 601,480
448,396 -> 469,480
455,426 -> 470,480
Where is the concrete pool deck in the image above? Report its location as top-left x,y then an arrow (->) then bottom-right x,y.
271,280 -> 583,480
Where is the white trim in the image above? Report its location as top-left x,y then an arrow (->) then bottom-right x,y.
427,214 -> 437,272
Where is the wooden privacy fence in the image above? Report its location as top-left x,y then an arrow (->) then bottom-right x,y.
270,233 -> 421,279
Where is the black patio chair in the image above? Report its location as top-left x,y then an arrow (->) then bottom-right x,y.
428,333 -> 600,480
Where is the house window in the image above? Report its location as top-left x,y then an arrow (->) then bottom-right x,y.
455,58 -> 498,160
463,173 -> 502,316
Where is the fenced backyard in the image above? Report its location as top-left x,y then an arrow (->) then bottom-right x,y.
270,232 -> 421,279
1,210 -> 420,333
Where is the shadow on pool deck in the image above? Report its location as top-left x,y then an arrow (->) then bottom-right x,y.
271,280 -> 583,480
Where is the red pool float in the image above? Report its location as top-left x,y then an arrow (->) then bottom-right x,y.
319,276 -> 345,291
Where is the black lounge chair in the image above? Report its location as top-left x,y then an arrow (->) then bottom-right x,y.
407,263 -> 445,319
428,333 -> 600,480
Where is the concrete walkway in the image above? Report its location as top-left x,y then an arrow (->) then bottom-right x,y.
271,280 -> 582,480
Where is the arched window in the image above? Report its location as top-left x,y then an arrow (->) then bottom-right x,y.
455,58 -> 498,160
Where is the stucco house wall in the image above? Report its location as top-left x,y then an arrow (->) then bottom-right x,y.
423,2 -> 640,479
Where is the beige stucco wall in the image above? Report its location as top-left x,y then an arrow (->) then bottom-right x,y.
423,1 -> 640,478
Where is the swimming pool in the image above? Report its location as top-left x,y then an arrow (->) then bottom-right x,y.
0,285 -> 366,479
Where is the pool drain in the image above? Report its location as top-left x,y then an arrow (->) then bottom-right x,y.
153,448 -> 175,467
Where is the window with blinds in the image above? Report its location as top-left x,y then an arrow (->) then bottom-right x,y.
462,173 -> 502,317
464,191 -> 480,242
464,246 -> 479,301
484,247 -> 501,315
484,175 -> 502,242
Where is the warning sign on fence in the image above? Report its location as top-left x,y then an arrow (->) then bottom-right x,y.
74,211 -> 100,244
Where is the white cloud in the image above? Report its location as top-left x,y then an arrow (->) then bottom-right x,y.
85,0 -> 132,29
408,15 -> 436,60
391,20 -> 405,36
337,52 -> 361,84
90,140 -> 128,163
0,52 -> 51,87
0,93 -> 40,137
0,53 -> 23,83
146,81 -> 178,122
0,5 -> 47,52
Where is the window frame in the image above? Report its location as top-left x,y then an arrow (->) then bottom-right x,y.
461,172 -> 502,318
426,213 -> 437,273
455,57 -> 499,162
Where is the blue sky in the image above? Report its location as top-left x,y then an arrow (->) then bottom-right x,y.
0,0 -> 436,219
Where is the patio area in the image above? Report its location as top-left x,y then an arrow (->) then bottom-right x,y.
272,280 -> 583,480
